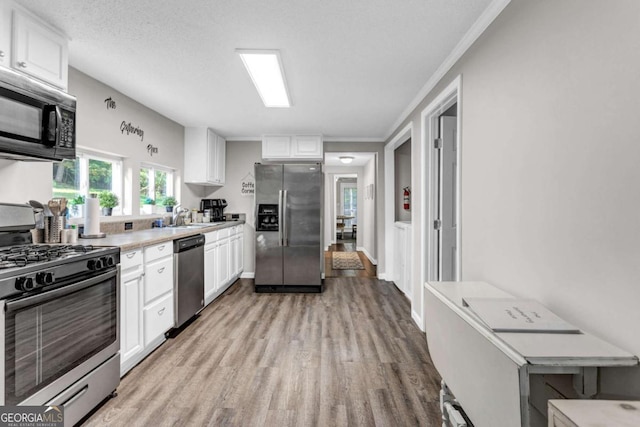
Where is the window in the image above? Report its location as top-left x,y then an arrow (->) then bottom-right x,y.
52,151 -> 123,216
140,164 -> 174,214
343,187 -> 357,227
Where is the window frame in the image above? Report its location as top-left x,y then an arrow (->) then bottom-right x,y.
139,162 -> 175,214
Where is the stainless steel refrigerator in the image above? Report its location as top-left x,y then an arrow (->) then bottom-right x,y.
254,163 -> 323,292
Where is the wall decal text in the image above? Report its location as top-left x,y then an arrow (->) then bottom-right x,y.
147,144 -> 158,156
104,97 -> 116,110
120,121 -> 144,141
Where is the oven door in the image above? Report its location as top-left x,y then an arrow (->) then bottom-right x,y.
1,268 -> 119,406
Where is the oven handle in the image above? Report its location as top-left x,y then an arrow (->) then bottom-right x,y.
5,269 -> 117,312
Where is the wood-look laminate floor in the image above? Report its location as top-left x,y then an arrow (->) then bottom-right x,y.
324,243 -> 377,278
83,278 -> 442,426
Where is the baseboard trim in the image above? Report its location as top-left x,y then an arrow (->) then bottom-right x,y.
358,247 -> 378,265
240,272 -> 255,279
411,310 -> 424,332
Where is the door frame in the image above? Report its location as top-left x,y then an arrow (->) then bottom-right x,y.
419,75 -> 462,329
383,123 -> 412,283
333,174 -> 358,242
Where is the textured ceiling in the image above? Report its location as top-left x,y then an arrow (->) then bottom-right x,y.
15,0 -> 493,140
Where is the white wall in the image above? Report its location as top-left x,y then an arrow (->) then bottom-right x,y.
203,140 -> 261,275
362,156 -> 376,262
388,0 -> 640,397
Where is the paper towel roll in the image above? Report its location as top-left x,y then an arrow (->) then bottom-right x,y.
84,196 -> 102,236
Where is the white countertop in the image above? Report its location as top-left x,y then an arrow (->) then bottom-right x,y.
79,221 -> 244,251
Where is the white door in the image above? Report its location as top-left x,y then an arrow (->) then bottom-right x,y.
438,116 -> 457,281
204,244 -> 216,300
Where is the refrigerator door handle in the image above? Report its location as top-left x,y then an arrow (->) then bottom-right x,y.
278,190 -> 283,246
283,190 -> 289,246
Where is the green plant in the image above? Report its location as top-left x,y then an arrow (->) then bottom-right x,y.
98,192 -> 119,209
159,196 -> 178,207
143,197 -> 155,205
69,195 -> 85,206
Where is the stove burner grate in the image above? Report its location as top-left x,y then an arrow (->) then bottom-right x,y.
0,244 -> 99,269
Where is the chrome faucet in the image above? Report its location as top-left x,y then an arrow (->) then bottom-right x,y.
172,205 -> 189,226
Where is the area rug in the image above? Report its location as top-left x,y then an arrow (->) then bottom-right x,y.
332,251 -> 365,270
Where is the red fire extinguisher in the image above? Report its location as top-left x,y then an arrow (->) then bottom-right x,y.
403,187 -> 411,210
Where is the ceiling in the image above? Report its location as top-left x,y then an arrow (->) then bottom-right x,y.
15,0 -> 494,141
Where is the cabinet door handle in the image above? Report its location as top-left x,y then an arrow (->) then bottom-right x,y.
157,267 -> 165,274
158,307 -> 165,315
0,51 -> 5,58
158,245 -> 165,251
17,61 -> 27,68
126,252 -> 136,259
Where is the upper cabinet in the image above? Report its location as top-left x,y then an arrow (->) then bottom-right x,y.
12,10 -> 68,89
262,134 -> 323,160
184,127 -> 226,186
0,2 -> 10,68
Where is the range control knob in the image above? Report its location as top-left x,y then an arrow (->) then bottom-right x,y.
35,272 -> 54,286
88,259 -> 104,271
102,256 -> 114,267
15,277 -> 34,291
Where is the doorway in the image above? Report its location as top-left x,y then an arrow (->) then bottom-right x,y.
417,75 -> 462,330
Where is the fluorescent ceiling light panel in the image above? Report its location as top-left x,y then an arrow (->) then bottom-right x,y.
237,49 -> 291,108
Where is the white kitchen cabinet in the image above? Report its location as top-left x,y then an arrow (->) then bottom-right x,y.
120,243 -> 175,377
393,222 -> 412,298
120,249 -> 144,376
216,236 -> 230,290
204,235 -> 217,303
262,134 -> 323,160
0,1 -> 10,68
229,225 -> 244,280
12,9 -> 68,89
143,256 -> 173,304
143,292 -> 174,347
184,127 -> 226,186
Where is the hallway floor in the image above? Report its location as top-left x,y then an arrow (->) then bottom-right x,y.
324,242 -> 377,278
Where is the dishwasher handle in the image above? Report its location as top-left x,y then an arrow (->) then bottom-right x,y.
174,234 -> 205,252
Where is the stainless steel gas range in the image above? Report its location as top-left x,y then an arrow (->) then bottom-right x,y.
0,203 -> 120,426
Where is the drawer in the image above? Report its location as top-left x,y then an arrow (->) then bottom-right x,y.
144,241 -> 172,263
205,230 -> 218,244
217,228 -> 230,239
144,257 -> 174,304
143,292 -> 174,346
121,249 -> 143,271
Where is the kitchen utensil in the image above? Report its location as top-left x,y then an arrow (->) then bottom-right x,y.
30,200 -> 52,217
48,200 -> 60,216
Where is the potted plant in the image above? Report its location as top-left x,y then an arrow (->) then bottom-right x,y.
69,194 -> 85,218
142,197 -> 155,215
98,192 -> 119,216
159,196 -> 178,213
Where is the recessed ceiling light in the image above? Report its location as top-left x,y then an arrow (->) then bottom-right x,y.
237,49 -> 291,108
340,156 -> 354,164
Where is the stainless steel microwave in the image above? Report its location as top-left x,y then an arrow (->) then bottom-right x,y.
0,66 -> 76,161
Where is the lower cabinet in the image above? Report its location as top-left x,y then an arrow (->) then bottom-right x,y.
120,244 -> 175,377
203,225 -> 244,306
143,292 -> 174,347
120,267 -> 143,373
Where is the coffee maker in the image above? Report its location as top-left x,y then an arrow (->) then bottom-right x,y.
200,199 -> 227,222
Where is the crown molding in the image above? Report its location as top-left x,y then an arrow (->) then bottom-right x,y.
384,0 -> 512,142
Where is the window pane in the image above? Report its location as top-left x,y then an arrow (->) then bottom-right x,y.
52,158 -> 80,199
154,170 -> 168,201
139,167 -> 150,206
88,159 -> 112,194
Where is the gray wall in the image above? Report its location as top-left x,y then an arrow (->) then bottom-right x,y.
0,68 -> 198,211
387,0 -> 640,397
204,140 -> 261,275
394,139 -> 412,222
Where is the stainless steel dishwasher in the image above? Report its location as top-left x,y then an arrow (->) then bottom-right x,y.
173,234 -> 205,328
